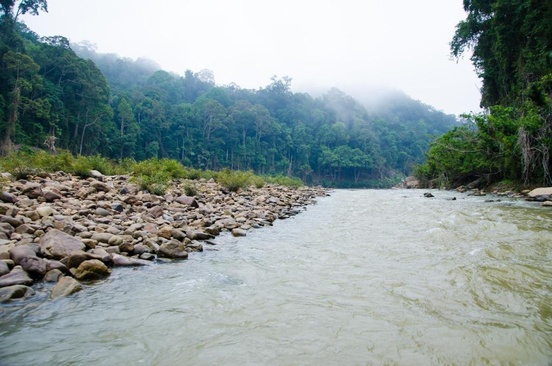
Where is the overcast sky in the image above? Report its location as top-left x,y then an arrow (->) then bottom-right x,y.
22,0 -> 482,115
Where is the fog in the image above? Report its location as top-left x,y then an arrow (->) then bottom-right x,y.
22,0 -> 481,115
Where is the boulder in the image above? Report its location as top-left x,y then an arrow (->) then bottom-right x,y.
111,202 -> 124,212
36,206 -> 54,218
95,207 -> 111,216
111,253 -> 148,267
157,226 -> 173,239
0,285 -> 35,302
149,205 -> 164,218
43,190 -> 62,202
91,180 -> 110,192
88,247 -> 114,264
185,230 -> 215,241
90,232 -> 113,244
107,235 -> 123,246
0,215 -> 23,227
0,260 -> 9,276
21,183 -> 42,199
50,276 -> 82,299
46,260 -> 69,274
0,192 -> 17,203
176,195 -> 199,208
39,229 -> 86,259
527,187 -> 552,201
20,256 -> 48,278
9,245 -> 37,265
0,266 -> 33,287
15,223 -> 35,235
170,228 -> 186,241
542,201 -> 552,207
71,259 -> 111,281
62,250 -> 92,269
132,243 -> 150,255
44,269 -> 63,282
158,239 -> 188,259
0,222 -> 15,237
231,228 -> 247,237
89,170 -> 103,180
118,242 -> 134,253
528,187 -> 552,198
423,192 -> 434,198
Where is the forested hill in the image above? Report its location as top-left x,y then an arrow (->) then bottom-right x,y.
0,20 -> 457,187
414,0 -> 551,188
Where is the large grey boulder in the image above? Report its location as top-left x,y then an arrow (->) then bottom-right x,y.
528,187 -> 552,201
20,256 -> 48,278
39,229 -> 86,259
0,266 -> 33,287
9,245 -> 37,265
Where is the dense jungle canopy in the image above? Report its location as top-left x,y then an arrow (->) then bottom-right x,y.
0,0 -> 461,187
416,0 -> 552,188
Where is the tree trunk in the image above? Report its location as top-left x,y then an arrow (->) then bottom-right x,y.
0,86 -> 21,155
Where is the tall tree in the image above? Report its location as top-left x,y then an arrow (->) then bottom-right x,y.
0,50 -> 41,154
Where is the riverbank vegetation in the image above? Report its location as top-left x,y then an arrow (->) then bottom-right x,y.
0,150 -> 303,194
0,1 -> 458,188
414,0 -> 552,189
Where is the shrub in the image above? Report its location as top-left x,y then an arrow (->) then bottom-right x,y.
215,168 -> 255,192
133,172 -> 171,195
182,180 -> 198,196
266,175 -> 303,188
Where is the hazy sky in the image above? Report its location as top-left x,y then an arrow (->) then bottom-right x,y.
22,0 -> 482,115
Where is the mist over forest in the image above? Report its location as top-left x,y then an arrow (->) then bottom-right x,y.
0,18 -> 459,187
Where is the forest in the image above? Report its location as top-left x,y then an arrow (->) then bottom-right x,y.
415,0 -> 552,188
0,1 -> 459,187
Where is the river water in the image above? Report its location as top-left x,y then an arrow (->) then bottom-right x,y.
0,189 -> 551,365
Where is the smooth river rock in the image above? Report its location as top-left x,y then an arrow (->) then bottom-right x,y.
71,259 -> 111,281
9,245 -> 37,265
40,229 -> 86,259
50,276 -> 82,299
0,266 -> 33,287
158,239 -> 189,259
0,284 -> 35,302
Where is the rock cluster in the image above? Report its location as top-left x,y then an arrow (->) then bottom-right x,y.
0,172 -> 328,302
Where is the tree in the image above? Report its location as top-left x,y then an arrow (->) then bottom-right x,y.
0,0 -> 47,50
0,50 -> 41,154
116,97 -> 139,158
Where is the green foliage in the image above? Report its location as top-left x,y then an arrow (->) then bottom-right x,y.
215,168 -> 256,192
0,19 -> 463,188
133,172 -> 170,196
182,180 -> 198,196
130,158 -> 187,179
417,0 -> 552,188
265,175 -> 302,189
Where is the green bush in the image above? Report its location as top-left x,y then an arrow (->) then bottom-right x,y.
182,180 -> 198,196
133,172 -> 171,195
130,158 -> 187,179
266,175 -> 303,188
215,168 -> 255,192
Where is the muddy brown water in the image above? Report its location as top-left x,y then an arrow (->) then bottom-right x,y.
0,189 -> 551,365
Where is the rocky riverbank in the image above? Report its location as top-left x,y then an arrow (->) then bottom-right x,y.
0,171 -> 329,303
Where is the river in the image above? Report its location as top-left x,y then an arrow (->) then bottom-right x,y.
0,189 -> 551,365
